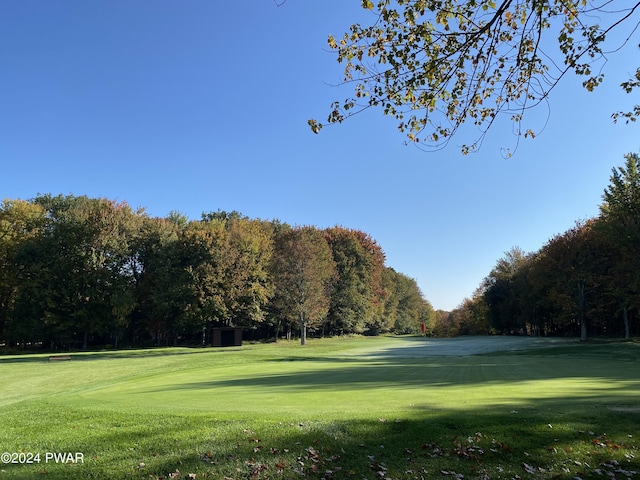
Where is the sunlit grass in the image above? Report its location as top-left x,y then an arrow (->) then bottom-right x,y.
0,336 -> 638,479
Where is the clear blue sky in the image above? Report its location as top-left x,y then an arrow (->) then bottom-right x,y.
1,1 -> 638,311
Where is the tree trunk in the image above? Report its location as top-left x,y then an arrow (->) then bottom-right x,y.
580,318 -> 588,342
623,306 -> 630,340
578,280 -> 587,342
300,311 -> 306,346
274,318 -> 282,342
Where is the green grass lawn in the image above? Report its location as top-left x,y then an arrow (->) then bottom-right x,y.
0,336 -> 638,479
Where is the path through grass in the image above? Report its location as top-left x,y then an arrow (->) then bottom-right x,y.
0,336 -> 638,479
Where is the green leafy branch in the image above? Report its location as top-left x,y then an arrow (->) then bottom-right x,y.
309,0 -> 640,154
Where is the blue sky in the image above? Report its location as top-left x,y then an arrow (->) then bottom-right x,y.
1,1 -> 639,311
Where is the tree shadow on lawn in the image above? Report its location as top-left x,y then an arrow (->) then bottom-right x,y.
145,410 -> 639,480
148,353 -> 640,394
0,346 -> 241,364
5,397 -> 639,480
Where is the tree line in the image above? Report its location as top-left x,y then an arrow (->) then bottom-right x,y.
0,195 -> 434,350
441,152 -> 640,340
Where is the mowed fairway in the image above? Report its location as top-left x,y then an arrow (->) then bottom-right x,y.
0,336 -> 638,479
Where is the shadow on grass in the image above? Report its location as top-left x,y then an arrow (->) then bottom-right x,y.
147,352 -> 640,393
0,346 -> 243,364
2,396 -> 639,480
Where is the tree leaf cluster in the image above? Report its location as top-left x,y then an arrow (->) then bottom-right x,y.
0,196 -> 434,350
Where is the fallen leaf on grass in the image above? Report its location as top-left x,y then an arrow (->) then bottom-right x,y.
201,451 -> 214,463
491,439 -> 512,453
421,442 -> 444,457
246,461 -> 268,479
440,470 -> 464,479
305,446 -> 320,462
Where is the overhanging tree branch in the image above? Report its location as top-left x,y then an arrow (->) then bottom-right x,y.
309,0 -> 640,154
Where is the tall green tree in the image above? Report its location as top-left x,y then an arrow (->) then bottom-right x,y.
535,220 -> 613,340
388,269 -> 435,334
135,216 -> 195,346
309,1 -> 640,153
453,293 -> 490,335
483,246 -> 531,334
323,227 -> 385,335
271,227 -> 336,345
598,152 -> 640,338
432,309 -> 463,337
189,216 -> 275,339
0,200 -> 46,344
375,267 -> 401,334
224,218 -> 275,328
13,195 -> 141,349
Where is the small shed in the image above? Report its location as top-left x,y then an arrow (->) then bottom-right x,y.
211,327 -> 243,347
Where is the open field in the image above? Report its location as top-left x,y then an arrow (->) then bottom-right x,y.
0,336 -> 638,479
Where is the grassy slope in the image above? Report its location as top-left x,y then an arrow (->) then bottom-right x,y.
0,336 -> 638,479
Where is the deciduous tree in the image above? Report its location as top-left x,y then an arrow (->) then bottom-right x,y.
0,200 -> 46,345
536,220 -> 611,340
13,195 -> 141,349
271,227 -> 336,345
191,216 -> 275,336
598,152 -> 640,338
323,227 -> 385,335
389,269 -> 435,334
483,246 -> 531,334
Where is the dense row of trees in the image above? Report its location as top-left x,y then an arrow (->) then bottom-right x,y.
444,152 -> 640,339
5,150 -> 635,349
0,196 -> 433,350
